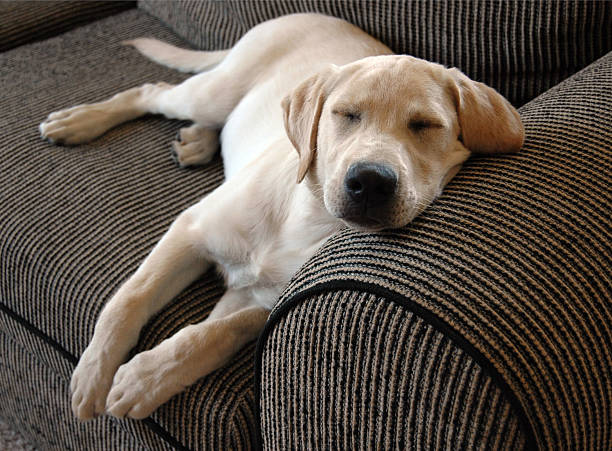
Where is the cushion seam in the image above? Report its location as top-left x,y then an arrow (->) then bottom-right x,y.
0,301 -> 191,451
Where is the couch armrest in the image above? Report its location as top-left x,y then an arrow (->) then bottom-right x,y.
256,51 -> 612,450
0,1 -> 135,52
258,290 -> 529,449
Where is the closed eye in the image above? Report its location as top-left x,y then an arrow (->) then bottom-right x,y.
333,109 -> 361,123
409,118 -> 442,133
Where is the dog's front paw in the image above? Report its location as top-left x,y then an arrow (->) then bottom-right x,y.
70,345 -> 117,420
40,105 -> 111,145
106,349 -> 183,419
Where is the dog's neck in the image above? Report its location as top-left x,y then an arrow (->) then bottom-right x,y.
288,181 -> 344,239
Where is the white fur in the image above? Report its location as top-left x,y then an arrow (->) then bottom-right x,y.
122,38 -> 229,73
39,13 -> 523,421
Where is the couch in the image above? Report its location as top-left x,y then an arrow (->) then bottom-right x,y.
0,1 -> 610,450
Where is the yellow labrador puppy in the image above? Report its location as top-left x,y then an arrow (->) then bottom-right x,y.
39,13 -> 523,420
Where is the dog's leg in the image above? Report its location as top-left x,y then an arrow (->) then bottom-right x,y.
105,288 -> 269,419
39,65 -> 245,145
39,82 -> 175,145
70,205 -> 212,420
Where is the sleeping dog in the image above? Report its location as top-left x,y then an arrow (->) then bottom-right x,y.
39,13 -> 523,420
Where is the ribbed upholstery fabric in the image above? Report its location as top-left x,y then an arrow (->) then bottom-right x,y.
260,291 -> 526,450
0,9 -> 255,450
257,52 -> 612,450
0,326 -> 148,450
138,0 -> 612,107
0,1 -> 135,52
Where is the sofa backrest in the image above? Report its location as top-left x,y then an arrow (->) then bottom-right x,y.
138,1 -> 611,107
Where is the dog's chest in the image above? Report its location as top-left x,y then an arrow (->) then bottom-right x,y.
214,223 -> 337,310
214,245 -> 307,310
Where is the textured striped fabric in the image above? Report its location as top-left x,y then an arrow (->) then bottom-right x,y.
260,291 -> 526,450
0,1 -> 135,52
0,415 -> 37,451
0,327 -> 148,450
257,51 -> 612,450
0,9 -> 255,450
138,0 -> 612,107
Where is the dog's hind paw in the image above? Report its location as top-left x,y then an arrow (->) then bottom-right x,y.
170,124 -> 219,167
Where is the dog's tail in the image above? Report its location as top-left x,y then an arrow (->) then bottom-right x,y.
122,38 -> 230,73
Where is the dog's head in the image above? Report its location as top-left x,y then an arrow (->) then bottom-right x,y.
282,55 -> 523,231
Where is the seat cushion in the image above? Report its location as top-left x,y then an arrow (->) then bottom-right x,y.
0,9 -> 255,450
138,0 -> 612,107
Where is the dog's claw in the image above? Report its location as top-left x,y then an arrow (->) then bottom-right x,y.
170,143 -> 180,165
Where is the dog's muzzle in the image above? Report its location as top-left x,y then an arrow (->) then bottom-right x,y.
342,161 -> 398,227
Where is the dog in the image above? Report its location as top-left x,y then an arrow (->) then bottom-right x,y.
39,13 -> 523,421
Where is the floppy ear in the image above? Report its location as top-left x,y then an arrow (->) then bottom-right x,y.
282,66 -> 337,183
448,68 -> 524,154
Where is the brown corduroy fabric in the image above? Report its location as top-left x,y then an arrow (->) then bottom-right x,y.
256,51 -> 612,450
0,328 -> 149,450
0,1 -> 135,52
138,0 -> 612,108
260,291 -> 526,450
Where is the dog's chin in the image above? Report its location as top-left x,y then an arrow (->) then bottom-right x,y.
325,198 -> 415,232
340,215 -> 402,233
342,217 -> 386,232
337,207 -> 420,232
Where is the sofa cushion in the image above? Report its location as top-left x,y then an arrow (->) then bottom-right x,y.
256,51 -> 612,450
138,0 -> 612,108
0,1 -> 135,52
0,9 -> 255,450
0,327 -> 149,450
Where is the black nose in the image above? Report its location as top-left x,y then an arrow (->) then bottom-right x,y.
344,162 -> 398,206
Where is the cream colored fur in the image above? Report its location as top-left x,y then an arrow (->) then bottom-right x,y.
39,13 -> 523,420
